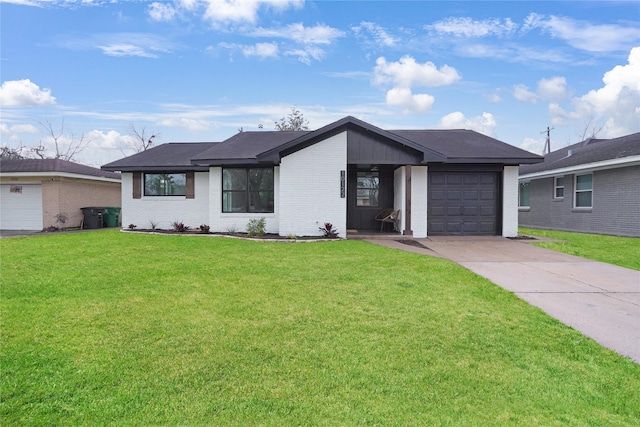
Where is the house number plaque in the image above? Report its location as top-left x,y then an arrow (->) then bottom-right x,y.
340,170 -> 346,198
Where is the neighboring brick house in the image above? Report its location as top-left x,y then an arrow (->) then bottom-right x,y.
102,116 -> 541,238
518,132 -> 640,237
0,159 -> 121,230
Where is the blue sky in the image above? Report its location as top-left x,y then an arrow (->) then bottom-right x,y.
1,0 -> 639,167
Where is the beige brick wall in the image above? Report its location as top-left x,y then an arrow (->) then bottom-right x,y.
42,177 -> 121,229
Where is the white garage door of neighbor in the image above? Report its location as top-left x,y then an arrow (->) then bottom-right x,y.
0,184 -> 43,230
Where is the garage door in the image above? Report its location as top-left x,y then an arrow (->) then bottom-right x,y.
0,184 -> 43,230
428,172 -> 499,235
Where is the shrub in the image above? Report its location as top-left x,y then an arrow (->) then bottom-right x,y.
319,222 -> 339,239
246,218 -> 266,237
148,220 -> 159,230
199,224 -> 211,233
128,224 -> 137,230
171,221 -> 190,233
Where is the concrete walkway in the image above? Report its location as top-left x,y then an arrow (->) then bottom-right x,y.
365,236 -> 640,363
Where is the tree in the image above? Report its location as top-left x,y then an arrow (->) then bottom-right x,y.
128,124 -> 159,153
577,115 -> 605,142
274,107 -> 310,131
1,144 -> 27,159
36,118 -> 91,161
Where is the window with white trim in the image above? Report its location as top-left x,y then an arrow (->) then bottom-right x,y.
518,182 -> 530,207
554,176 -> 564,199
574,174 -> 592,208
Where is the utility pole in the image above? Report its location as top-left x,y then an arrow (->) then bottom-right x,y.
541,126 -> 554,155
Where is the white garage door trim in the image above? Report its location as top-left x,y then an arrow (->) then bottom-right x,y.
1,184 -> 43,230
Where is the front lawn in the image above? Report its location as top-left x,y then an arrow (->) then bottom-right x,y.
519,227 -> 640,270
2,231 -> 639,426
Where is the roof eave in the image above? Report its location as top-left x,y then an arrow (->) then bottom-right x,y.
101,165 -> 210,172
520,155 -> 640,180
1,171 -> 121,182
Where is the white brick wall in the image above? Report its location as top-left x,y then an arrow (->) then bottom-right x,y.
411,166 -> 428,238
502,165 -> 519,237
121,172 -> 209,230
208,167 -> 280,234
393,166 -> 427,238
279,132 -> 347,237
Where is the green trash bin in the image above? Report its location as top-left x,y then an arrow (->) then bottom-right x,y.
103,207 -> 121,227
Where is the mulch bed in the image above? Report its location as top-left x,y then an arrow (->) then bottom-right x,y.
124,229 -> 334,241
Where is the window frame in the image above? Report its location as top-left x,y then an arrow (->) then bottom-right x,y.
222,167 -> 274,213
553,176 -> 564,199
356,170 -> 380,207
518,181 -> 531,208
143,173 -> 187,197
574,173 -> 593,209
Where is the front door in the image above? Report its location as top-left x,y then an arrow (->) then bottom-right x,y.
347,166 -> 394,230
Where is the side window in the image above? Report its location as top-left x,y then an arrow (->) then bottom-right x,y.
518,182 -> 530,207
554,176 -> 564,199
574,174 -> 593,208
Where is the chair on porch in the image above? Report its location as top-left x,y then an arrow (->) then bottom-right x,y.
375,208 -> 400,232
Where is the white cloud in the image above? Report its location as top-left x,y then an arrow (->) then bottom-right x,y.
98,43 -> 159,58
202,0 -> 304,24
373,56 -> 461,88
284,46 -> 325,65
522,13 -> 640,52
352,21 -> 398,47
385,88 -> 434,112
157,117 -> 211,131
0,123 -> 39,134
219,41 -> 279,59
0,79 -> 56,106
537,76 -> 568,101
148,2 -> 177,22
427,17 -> 518,38
513,84 -> 537,103
438,112 -> 497,136
487,92 -> 502,103
57,33 -> 173,58
85,129 -> 130,150
372,56 -> 460,112
570,46 -> 640,136
520,137 -> 546,155
249,23 -> 344,45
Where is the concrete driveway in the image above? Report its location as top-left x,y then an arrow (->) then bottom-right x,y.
367,236 -> 640,363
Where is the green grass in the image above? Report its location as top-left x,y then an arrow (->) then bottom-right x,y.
2,231 -> 639,426
520,228 -> 640,271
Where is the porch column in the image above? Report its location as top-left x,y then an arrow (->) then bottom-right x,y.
403,165 -> 413,236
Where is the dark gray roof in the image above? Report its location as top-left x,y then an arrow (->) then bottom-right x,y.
1,158 -> 121,180
192,131 -> 309,165
102,116 -> 542,171
102,142 -> 218,171
520,132 -> 640,175
390,129 -> 541,163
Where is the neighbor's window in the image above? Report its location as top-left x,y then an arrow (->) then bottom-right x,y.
223,168 -> 274,213
144,173 -> 186,196
574,173 -> 593,208
518,182 -> 530,207
356,170 -> 379,207
554,176 -> 564,199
